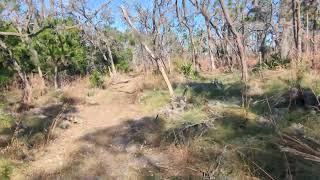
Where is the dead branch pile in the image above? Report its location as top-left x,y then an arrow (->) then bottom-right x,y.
165,119 -> 216,145
279,133 -> 320,163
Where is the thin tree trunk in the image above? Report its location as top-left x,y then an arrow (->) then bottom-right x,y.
292,0 -> 302,60
187,27 -> 197,71
107,45 -> 116,75
306,11 -> 309,58
296,0 -> 302,60
54,65 -> 59,89
13,60 -> 32,105
38,66 -> 46,94
21,72 -> 32,105
158,61 -> 175,97
168,56 -> 172,74
206,22 -> 216,71
312,9 -> 317,68
218,0 -> 249,82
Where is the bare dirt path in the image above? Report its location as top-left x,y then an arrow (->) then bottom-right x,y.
13,77 -> 174,179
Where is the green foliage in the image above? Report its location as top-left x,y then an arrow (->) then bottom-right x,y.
89,70 -> 104,88
0,101 -> 13,133
33,18 -> 86,76
0,22 -> 33,72
138,90 -> 170,113
264,54 -> 291,69
252,54 -> 291,73
178,62 -> 198,79
115,48 -> 133,72
0,158 -> 12,180
0,68 -> 13,88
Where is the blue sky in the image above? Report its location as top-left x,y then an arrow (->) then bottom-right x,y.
91,0 -> 153,31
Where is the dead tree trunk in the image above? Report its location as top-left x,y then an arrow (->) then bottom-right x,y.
107,45 -> 117,75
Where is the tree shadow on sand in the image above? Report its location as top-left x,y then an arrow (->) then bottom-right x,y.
31,116 -> 206,179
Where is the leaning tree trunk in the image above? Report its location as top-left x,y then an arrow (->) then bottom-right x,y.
158,60 -> 175,97
121,6 -> 175,98
107,45 -> 117,75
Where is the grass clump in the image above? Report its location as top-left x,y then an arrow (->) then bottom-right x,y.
138,89 -> 170,113
0,101 -> 13,134
0,158 -> 13,180
89,70 -> 104,88
178,62 -> 198,79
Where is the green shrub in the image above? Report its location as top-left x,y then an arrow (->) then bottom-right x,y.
89,70 -> 104,88
0,158 -> 12,180
253,54 -> 291,73
0,69 -> 13,89
265,54 -> 291,69
115,48 -> 133,73
178,62 -> 198,79
116,59 -> 131,73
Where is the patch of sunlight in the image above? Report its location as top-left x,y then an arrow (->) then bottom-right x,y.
0,158 -> 13,180
138,89 -> 170,113
263,77 -> 288,95
0,101 -> 13,131
166,107 -> 207,130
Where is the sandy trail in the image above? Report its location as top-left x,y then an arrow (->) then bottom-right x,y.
13,78 -> 173,179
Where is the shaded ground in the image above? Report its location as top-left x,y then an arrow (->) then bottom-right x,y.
12,77 -> 198,179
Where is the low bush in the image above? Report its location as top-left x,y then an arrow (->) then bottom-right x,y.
0,158 -> 12,180
89,70 -> 104,88
178,62 -> 198,79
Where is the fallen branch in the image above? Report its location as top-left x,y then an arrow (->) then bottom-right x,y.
45,105 -> 67,144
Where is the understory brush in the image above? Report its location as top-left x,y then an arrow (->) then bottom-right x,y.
89,70 -> 105,88
138,68 -> 320,179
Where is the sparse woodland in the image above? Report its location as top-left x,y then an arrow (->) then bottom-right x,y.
1,0 -> 320,179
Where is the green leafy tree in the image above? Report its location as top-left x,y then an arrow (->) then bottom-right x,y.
33,19 -> 86,89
